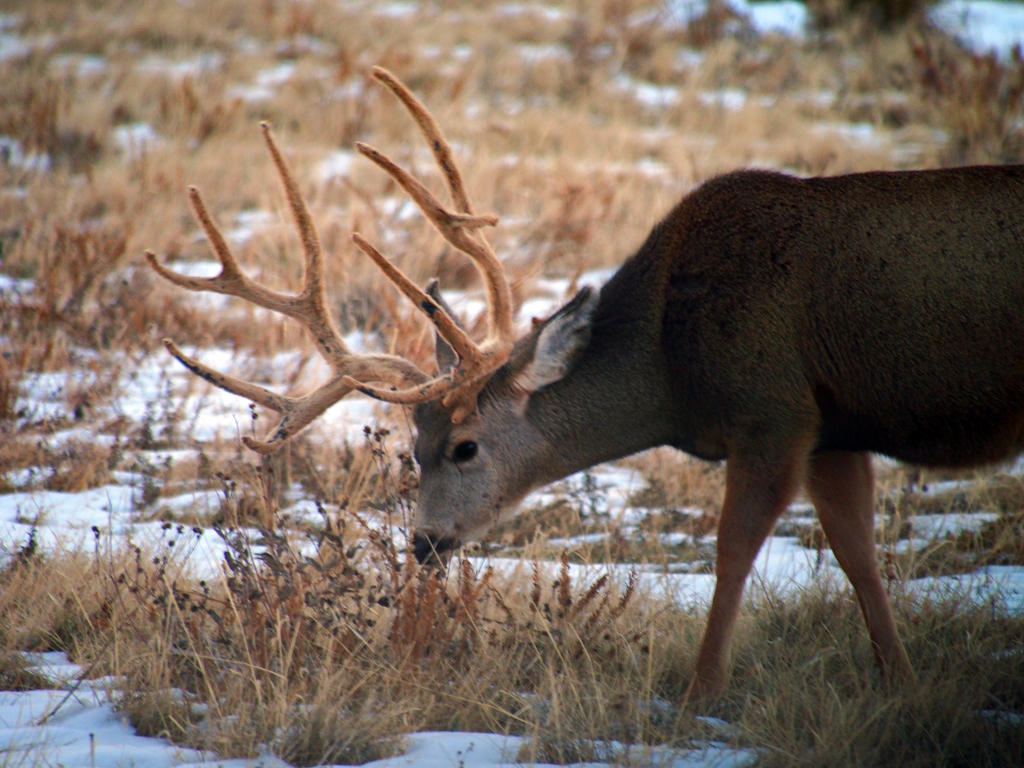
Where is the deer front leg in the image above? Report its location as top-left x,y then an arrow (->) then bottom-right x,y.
684,444 -> 808,703
805,450 -> 913,683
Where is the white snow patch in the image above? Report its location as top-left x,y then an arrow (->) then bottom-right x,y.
740,0 -> 807,36
228,62 -> 297,101
516,43 -> 571,64
917,477 -> 979,496
0,32 -> 30,61
111,122 -> 162,155
497,3 -> 571,23
0,659 -> 212,768
0,272 -> 35,294
372,2 -> 419,18
662,0 -> 807,38
275,34 -> 336,57
932,0 -> 1024,58
49,53 -> 108,76
909,565 -> 1024,615
159,259 -> 225,279
0,484 -> 136,532
0,651 -> 759,768
317,148 -> 357,181
0,135 -> 51,172
677,47 -> 707,69
614,74 -> 682,108
909,511 -> 1001,540
136,52 -> 225,79
698,89 -> 748,111
812,121 -> 884,148
256,61 -> 297,86
152,260 -> 233,310
229,83 -> 274,101
225,208 -> 276,243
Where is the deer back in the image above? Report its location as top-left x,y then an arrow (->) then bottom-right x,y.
657,166 -> 1024,467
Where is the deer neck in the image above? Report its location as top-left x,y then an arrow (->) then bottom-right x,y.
526,329 -> 673,486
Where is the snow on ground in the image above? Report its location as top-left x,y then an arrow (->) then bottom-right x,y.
111,122 -> 163,156
660,1 -> 807,38
658,0 -> 1024,57
8,332 -> 1023,768
662,0 -> 1024,55
0,651 -> 759,768
2,473 -> 1022,767
0,135 -> 52,172
0,656 -> 215,768
931,0 -> 1024,58
135,52 -> 226,80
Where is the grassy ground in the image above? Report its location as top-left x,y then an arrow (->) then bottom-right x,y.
2,0 -> 1024,765
2,511 -> 1022,767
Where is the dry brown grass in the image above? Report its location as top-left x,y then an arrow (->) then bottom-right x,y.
3,519 -> 1022,767
0,505 -> 682,762
725,585 -> 1024,768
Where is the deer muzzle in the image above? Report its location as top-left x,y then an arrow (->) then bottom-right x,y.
411,532 -> 458,565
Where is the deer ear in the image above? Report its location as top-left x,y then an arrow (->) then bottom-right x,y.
426,279 -> 460,373
514,287 -> 598,394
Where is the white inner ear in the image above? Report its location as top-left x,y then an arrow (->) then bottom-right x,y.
515,289 -> 599,393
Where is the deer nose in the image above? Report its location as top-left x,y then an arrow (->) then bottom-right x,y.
412,532 -> 457,565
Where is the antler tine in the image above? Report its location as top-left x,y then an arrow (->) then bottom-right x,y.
351,233 -> 479,366
366,66 -> 515,351
370,66 -> 472,214
164,337 -> 426,455
163,337 -> 291,414
347,233 -> 500,418
239,351 -> 427,454
352,140 -> 505,350
259,122 -> 353,366
144,189 -> 296,316
259,125 -> 325,304
147,124 -> 430,453
354,143 -> 497,233
343,68 -> 518,422
147,125 -> 350,365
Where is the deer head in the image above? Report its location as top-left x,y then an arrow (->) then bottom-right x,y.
407,284 -> 600,560
145,67 -> 603,562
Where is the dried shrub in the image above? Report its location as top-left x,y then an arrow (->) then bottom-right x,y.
0,357 -> 16,424
0,650 -> 55,691
911,35 -> 1024,163
808,0 -> 932,30
91,461 -> 649,762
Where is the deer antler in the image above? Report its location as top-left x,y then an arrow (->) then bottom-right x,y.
145,122 -> 428,454
344,66 -> 515,423
148,69 -> 513,453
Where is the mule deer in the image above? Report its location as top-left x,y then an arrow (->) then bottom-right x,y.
147,67 -> 1024,701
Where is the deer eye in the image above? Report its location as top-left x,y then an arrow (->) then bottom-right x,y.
451,441 -> 478,463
